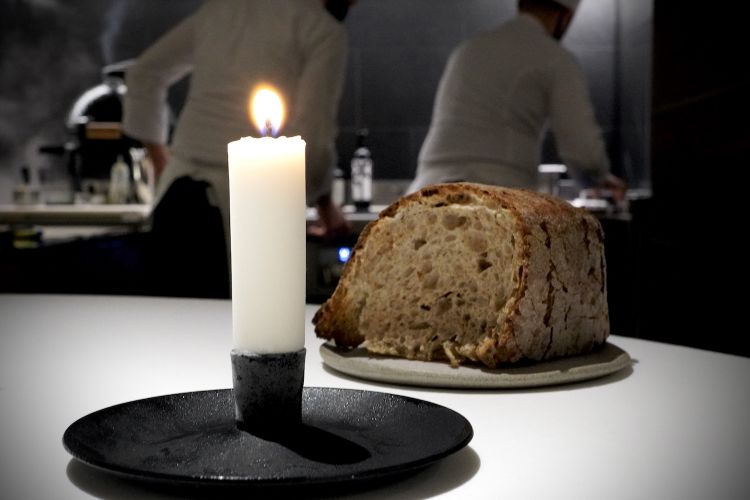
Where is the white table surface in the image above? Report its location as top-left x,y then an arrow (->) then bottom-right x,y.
1,294 -> 748,499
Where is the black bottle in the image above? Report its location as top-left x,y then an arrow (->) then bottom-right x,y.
350,129 -> 372,210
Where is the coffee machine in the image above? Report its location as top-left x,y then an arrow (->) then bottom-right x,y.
39,60 -> 166,203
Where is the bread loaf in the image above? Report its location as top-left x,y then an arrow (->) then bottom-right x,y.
313,183 -> 609,368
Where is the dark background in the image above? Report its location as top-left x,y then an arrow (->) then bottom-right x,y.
643,2 -> 748,357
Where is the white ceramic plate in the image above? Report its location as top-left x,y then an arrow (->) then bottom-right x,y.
320,342 -> 631,389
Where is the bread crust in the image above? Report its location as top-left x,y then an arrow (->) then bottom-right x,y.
313,183 -> 609,368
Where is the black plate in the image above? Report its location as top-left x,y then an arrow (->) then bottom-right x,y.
63,387 -> 473,488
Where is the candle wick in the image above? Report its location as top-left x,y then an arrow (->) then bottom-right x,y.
264,119 -> 273,138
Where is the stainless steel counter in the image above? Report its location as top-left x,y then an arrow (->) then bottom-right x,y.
0,203 -> 151,227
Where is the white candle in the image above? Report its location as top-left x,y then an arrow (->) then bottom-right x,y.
228,86 -> 306,353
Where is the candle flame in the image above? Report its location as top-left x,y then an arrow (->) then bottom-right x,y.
249,84 -> 285,137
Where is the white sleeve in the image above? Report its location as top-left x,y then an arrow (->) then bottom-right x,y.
548,56 -> 610,183
122,14 -> 197,145
286,23 -> 348,204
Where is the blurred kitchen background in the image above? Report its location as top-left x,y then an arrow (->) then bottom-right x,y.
1,0 -> 747,356
0,0 -> 650,200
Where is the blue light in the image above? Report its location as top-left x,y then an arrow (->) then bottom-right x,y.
337,247 -> 351,263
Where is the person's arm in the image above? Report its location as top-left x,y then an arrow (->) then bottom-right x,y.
144,143 -> 170,181
287,18 -> 348,203
122,13 -> 197,152
548,55 -> 626,199
286,17 -> 350,237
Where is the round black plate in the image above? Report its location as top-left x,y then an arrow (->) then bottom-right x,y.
63,387 -> 473,487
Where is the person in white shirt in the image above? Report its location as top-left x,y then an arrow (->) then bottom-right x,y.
122,0 -> 356,297
123,0 -> 356,250
408,0 -> 626,198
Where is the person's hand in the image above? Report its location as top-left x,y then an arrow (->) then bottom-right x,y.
308,195 -> 351,241
145,143 -> 170,182
583,173 -> 627,203
598,173 -> 627,203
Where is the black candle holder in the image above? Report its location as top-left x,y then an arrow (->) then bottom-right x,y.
230,348 -> 306,438
63,346 -> 472,490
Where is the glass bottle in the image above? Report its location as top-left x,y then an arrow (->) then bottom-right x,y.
350,129 -> 372,211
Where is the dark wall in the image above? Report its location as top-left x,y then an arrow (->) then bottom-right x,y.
617,0 -> 652,190
641,1 -> 749,356
1,0 -> 648,202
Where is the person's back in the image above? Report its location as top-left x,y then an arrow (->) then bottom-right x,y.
170,0 -> 345,167
123,0 -> 354,296
410,0 -> 617,195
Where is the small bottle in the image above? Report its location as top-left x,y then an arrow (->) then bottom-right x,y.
350,129 -> 372,211
108,155 -> 130,204
12,165 -> 41,205
332,167 -> 346,206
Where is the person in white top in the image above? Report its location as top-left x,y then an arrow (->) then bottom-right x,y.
408,0 -> 626,198
123,0 -> 357,249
